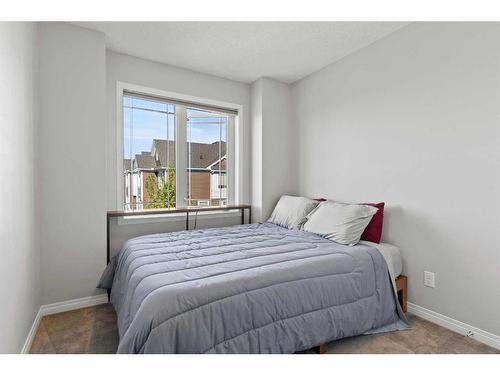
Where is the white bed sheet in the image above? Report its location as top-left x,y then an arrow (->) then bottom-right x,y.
359,241 -> 403,279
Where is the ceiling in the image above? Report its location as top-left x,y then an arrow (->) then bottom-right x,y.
74,22 -> 409,84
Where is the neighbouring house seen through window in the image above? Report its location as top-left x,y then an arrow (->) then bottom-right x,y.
186,108 -> 228,207
122,91 -> 235,211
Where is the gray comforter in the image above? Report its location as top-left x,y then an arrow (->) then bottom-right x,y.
99,223 -> 407,354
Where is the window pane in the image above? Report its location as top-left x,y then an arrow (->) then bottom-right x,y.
123,105 -> 133,210
123,95 -> 176,210
126,97 -> 168,113
186,108 -> 229,207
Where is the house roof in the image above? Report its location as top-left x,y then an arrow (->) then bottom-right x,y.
134,154 -> 157,169
152,139 -> 226,170
190,141 -> 226,169
151,139 -> 176,168
124,139 -> 227,171
209,157 -> 227,171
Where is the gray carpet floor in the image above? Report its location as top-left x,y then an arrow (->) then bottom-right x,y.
30,303 -> 499,354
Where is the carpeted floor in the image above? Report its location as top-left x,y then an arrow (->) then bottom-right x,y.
29,303 -> 499,354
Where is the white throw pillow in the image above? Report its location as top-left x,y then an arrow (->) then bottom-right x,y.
303,201 -> 378,246
267,195 -> 318,230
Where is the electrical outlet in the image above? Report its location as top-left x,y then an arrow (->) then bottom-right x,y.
424,271 -> 435,288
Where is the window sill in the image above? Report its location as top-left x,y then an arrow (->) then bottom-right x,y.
116,209 -> 241,226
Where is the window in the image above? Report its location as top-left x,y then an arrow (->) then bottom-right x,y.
186,108 -> 228,207
123,94 -> 175,210
121,88 -> 237,211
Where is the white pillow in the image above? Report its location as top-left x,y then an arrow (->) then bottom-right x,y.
303,201 -> 378,246
267,195 -> 318,230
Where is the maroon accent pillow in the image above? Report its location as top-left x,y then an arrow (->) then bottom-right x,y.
360,202 -> 385,243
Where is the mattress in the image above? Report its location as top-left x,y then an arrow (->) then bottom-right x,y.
99,223 -> 408,353
359,241 -> 403,278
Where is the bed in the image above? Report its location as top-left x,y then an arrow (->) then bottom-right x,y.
99,222 -> 408,354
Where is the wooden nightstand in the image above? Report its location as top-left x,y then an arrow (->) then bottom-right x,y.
395,275 -> 407,313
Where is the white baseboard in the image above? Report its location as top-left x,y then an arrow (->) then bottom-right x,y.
407,302 -> 500,350
21,294 -> 108,354
21,308 -> 43,354
39,294 -> 108,316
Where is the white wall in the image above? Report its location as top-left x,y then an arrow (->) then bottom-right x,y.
106,51 -> 252,255
292,23 -> 500,336
38,23 -> 107,304
0,22 -> 39,353
261,78 -> 297,219
251,77 -> 297,222
251,79 -> 263,221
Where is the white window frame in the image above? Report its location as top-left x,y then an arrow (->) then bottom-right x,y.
116,81 -> 243,217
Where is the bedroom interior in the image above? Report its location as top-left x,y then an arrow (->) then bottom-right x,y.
1,1 -> 499,370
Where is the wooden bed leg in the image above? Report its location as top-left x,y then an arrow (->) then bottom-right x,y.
314,343 -> 327,354
396,275 -> 408,313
